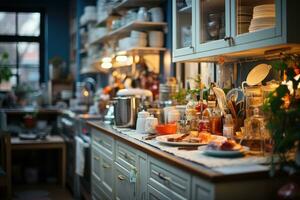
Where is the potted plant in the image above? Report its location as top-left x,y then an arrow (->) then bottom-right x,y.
0,52 -> 12,91
263,54 -> 300,199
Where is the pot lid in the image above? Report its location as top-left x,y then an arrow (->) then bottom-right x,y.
246,64 -> 272,86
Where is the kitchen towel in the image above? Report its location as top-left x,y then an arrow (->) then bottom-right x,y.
75,136 -> 89,176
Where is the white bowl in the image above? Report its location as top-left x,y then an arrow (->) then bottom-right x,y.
130,30 -> 147,39
130,37 -> 147,47
148,31 -> 164,47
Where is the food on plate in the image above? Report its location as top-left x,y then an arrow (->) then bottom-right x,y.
167,133 -> 189,142
207,139 -> 242,151
165,131 -> 223,144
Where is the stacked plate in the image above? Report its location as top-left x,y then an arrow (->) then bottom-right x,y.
249,4 -> 275,32
237,6 -> 253,34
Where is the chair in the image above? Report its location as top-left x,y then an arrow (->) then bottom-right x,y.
0,133 -> 11,199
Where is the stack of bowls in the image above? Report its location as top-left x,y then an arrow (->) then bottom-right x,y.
130,31 -> 147,47
249,4 -> 275,32
148,31 -> 164,47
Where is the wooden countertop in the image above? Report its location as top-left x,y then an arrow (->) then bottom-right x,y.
87,121 -> 272,183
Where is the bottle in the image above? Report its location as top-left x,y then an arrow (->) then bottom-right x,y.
223,114 -> 234,138
203,84 -> 222,135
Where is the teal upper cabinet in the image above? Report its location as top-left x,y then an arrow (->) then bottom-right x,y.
195,0 -> 231,52
172,0 -> 195,56
173,0 -> 300,62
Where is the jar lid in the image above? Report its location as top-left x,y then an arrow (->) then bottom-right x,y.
138,110 -> 150,118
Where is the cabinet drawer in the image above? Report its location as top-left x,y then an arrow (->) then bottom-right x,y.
114,163 -> 136,200
148,184 -> 171,200
148,157 -> 191,200
100,154 -> 114,197
92,129 -> 114,156
91,178 -> 111,200
192,177 -> 214,200
116,141 -> 137,171
91,147 -> 101,180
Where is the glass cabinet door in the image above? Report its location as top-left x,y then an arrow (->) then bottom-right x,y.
231,0 -> 281,45
172,0 -> 194,57
195,0 -> 231,52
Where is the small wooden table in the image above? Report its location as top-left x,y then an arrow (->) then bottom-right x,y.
11,135 -> 66,187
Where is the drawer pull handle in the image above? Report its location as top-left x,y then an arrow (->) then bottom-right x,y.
94,137 -> 102,143
102,164 -> 110,169
118,175 -> 126,181
153,170 -> 187,191
158,172 -> 171,182
93,156 -> 100,160
119,151 -> 134,161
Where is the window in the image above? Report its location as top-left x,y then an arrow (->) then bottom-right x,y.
0,10 -> 43,89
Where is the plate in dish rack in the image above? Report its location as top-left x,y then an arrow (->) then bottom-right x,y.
156,134 -> 226,146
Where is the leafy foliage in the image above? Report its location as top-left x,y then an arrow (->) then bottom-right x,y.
264,54 -> 300,167
0,52 -> 12,83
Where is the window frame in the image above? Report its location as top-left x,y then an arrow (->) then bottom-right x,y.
0,7 -> 45,84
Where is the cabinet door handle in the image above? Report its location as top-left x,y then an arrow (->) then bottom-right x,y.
102,163 -> 110,169
224,36 -> 234,45
93,156 -> 100,160
118,175 -> 126,181
223,36 -> 231,41
189,45 -> 194,50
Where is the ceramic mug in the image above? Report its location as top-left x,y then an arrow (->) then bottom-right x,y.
149,7 -> 163,22
136,110 -> 150,134
137,7 -> 149,21
145,115 -> 158,134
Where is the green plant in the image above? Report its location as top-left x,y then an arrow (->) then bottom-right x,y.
264,54 -> 300,173
186,74 -> 207,99
172,87 -> 187,105
0,52 -> 12,83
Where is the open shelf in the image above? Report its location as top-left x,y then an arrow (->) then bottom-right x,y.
117,47 -> 166,55
113,0 -> 163,11
90,21 -> 167,45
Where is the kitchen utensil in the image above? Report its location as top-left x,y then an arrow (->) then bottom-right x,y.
113,96 -> 140,128
212,87 -> 227,115
226,88 -> 244,103
145,115 -> 158,134
136,110 -> 150,134
246,63 -> 272,86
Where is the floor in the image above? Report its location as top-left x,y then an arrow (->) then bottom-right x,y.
12,184 -> 73,200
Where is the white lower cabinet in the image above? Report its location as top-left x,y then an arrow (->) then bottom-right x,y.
148,184 -> 171,200
114,163 -> 136,200
192,177 -> 214,200
148,157 -> 191,200
91,128 -> 272,200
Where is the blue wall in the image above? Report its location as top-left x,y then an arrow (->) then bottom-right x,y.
0,0 -> 70,82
